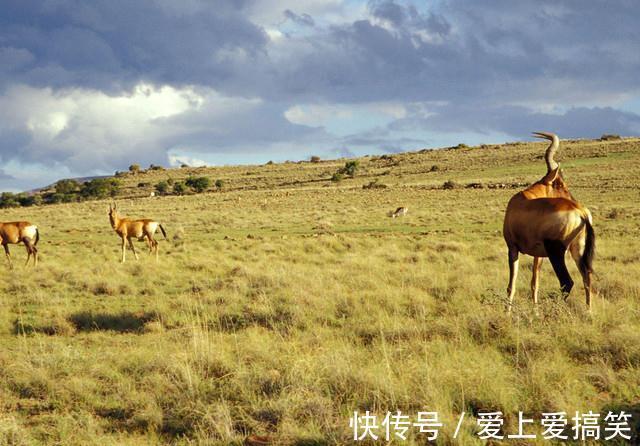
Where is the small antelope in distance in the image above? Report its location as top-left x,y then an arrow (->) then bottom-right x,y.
0,221 -> 39,268
108,203 -> 167,263
503,132 -> 595,311
390,207 -> 408,218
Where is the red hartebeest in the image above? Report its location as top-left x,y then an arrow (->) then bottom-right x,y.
108,203 -> 167,263
0,221 -> 39,268
503,132 -> 595,311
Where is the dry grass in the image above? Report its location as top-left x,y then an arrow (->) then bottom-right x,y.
1,137 -> 639,444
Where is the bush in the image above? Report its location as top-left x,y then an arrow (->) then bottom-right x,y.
149,164 -> 165,171
442,180 -> 458,190
342,160 -> 359,177
172,182 -> 187,195
331,172 -> 344,182
215,179 -> 224,190
137,182 -> 150,188
80,178 -> 120,199
17,193 -> 42,207
155,181 -> 169,195
310,155 -> 321,163
600,134 -> 622,141
55,179 -> 80,195
430,165 -> 440,172
0,192 -> 20,208
185,176 -> 211,193
129,164 -> 141,173
363,180 -> 388,189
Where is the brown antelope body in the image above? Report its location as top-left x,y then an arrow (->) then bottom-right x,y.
0,221 -> 39,268
503,132 -> 595,310
108,203 -> 167,263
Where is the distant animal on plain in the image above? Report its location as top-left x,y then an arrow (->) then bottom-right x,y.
149,191 -> 155,197
108,202 -> 167,263
390,207 -> 408,218
503,132 -> 595,311
0,221 -> 39,268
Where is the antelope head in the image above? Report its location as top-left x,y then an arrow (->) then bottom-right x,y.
108,202 -> 119,228
532,131 -> 573,200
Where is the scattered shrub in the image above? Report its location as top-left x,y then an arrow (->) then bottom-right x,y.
600,134 -> 622,141
331,172 -> 344,182
172,182 -> 187,195
149,164 -> 165,171
55,179 -> 80,195
129,164 -> 141,173
80,178 -> 120,199
215,179 -> 224,190
430,165 -> 440,172
0,192 -> 20,208
310,155 -> 321,163
363,180 -> 388,189
185,176 -> 211,193
155,181 -> 169,195
442,180 -> 458,190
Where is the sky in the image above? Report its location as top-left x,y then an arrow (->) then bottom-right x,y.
1,0 -> 639,191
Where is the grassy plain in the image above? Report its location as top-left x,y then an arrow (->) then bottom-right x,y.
1,137 -> 639,445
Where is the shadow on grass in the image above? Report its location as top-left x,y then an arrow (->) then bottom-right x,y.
68,310 -> 161,333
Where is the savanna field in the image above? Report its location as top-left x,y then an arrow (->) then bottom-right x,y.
1,138 -> 639,445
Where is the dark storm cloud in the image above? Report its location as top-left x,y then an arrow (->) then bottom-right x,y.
283,9 -> 315,27
0,0 -> 267,92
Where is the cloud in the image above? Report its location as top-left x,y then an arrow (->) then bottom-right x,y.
389,104 -> 640,139
1,0 -> 639,190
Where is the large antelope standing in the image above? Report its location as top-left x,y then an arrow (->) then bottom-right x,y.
0,221 -> 39,268
108,203 -> 167,263
503,132 -> 595,310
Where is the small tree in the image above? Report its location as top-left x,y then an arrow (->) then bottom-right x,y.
185,176 -> 211,193
80,178 -> 120,199
0,192 -> 20,208
173,181 -> 187,195
310,155 -> 321,163
155,181 -> 169,195
214,179 -> 224,190
55,179 -> 80,195
129,164 -> 141,174
342,160 -> 359,177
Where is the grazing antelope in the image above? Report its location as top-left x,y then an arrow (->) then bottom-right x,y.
108,203 -> 167,263
503,132 -> 595,311
390,207 -> 408,218
0,221 -> 39,268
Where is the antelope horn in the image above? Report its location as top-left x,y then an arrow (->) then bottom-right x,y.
532,131 -> 559,172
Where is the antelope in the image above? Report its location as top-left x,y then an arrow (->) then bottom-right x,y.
0,221 -> 39,268
503,132 -> 595,311
108,203 -> 167,263
390,207 -> 408,218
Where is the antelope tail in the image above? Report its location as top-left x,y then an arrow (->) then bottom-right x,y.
34,227 -> 40,246
159,224 -> 167,240
580,218 -> 595,276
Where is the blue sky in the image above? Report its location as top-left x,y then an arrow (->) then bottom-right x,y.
1,0 -> 639,191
